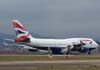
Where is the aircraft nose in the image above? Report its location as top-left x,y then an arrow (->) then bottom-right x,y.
96,43 -> 99,47
95,41 -> 99,47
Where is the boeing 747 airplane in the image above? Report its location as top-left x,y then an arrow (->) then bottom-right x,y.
11,20 -> 98,54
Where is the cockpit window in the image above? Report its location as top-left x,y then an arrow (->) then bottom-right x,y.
89,41 -> 92,44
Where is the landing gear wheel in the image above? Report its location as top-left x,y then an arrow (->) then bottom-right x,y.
87,50 -> 91,55
66,45 -> 71,55
66,51 -> 71,55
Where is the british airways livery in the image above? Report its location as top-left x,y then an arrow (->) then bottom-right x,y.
12,20 -> 98,54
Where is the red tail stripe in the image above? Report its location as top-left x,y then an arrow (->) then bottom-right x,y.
15,35 -> 28,42
13,22 -> 27,31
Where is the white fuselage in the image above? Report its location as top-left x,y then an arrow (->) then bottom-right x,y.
23,37 -> 98,53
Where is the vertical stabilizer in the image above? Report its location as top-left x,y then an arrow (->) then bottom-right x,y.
12,20 -> 31,42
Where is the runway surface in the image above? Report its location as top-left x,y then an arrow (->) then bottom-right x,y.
0,60 -> 100,67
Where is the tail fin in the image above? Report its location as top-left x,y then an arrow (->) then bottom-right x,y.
12,20 -> 31,43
